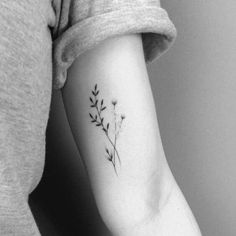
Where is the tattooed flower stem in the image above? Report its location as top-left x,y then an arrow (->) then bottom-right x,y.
94,99 -> 121,165
111,158 -> 118,176
113,106 -> 121,166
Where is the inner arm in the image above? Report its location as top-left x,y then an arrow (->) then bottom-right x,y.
61,34 -> 202,236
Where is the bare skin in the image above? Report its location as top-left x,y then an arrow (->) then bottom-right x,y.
61,34 -> 202,236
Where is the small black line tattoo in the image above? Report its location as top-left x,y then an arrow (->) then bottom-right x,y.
89,84 -> 126,175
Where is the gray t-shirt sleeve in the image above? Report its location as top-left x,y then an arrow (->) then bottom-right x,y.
51,0 -> 177,90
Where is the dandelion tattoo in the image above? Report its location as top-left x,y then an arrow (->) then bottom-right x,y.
89,84 -> 126,175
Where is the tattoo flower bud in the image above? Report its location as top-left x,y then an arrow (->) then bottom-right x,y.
111,99 -> 117,106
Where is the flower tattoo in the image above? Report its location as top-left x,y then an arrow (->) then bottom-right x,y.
89,84 -> 126,175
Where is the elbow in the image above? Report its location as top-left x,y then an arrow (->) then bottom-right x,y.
97,156 -> 175,235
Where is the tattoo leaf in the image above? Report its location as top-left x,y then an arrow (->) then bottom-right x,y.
108,153 -> 113,161
95,84 -> 97,91
101,106 -> 106,111
106,123 -> 109,130
89,113 -> 93,119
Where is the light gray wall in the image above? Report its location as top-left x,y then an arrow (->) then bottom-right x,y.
30,1 -> 236,235
149,1 -> 236,236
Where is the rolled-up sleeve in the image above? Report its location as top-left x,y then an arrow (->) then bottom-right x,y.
51,0 -> 177,89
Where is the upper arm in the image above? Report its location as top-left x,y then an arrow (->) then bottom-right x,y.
61,34 -> 202,236
61,33 -> 170,233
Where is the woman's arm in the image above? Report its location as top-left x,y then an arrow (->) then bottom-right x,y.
61,33 -> 201,236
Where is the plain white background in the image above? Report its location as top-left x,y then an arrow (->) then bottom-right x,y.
30,1 -> 236,235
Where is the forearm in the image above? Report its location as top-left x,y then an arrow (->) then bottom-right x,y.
62,34 -> 201,235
